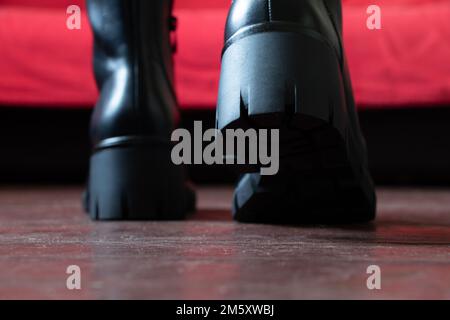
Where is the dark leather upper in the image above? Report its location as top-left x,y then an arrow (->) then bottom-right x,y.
224,0 -> 366,166
225,0 -> 343,60
87,0 -> 176,147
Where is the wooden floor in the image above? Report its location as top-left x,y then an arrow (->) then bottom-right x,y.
0,186 -> 449,300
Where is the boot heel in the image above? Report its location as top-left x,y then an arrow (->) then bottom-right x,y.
85,141 -> 195,221
218,30 -> 345,134
217,30 -> 376,223
217,30 -> 349,173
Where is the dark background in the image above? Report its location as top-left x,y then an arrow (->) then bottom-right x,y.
1,106 -> 449,185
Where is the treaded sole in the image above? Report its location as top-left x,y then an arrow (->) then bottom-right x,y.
232,113 -> 376,224
84,142 -> 195,221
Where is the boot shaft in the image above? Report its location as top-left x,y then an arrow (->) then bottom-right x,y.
226,0 -> 343,60
88,0 -> 175,84
87,0 -> 177,145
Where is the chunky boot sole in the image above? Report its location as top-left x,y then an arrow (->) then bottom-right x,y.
217,29 -> 376,224
84,138 -> 195,221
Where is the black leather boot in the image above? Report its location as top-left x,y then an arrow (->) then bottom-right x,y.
84,0 -> 195,220
217,0 -> 376,224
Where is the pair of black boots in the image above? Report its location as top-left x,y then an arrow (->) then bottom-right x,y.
84,0 -> 376,224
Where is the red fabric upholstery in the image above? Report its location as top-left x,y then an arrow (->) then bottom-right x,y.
0,0 -> 86,9
0,0 -> 449,109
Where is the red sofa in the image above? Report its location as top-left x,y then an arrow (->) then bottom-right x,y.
1,0 -> 449,109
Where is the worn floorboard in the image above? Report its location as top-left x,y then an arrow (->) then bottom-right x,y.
0,186 -> 449,299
